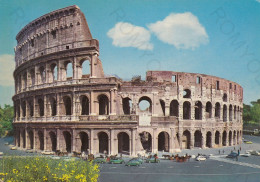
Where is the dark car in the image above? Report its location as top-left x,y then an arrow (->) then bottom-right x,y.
226,152 -> 238,158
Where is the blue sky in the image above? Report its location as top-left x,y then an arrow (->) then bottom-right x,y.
0,0 -> 260,106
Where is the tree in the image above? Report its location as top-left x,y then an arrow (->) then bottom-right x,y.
0,105 -> 14,137
243,104 -> 251,123
250,101 -> 260,123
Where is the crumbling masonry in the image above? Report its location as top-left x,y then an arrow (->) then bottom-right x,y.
13,5 -> 243,155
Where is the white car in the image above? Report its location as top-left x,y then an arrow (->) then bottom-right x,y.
241,152 -> 251,157
196,156 -> 207,161
251,150 -> 260,156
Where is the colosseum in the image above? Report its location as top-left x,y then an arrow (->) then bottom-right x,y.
13,5 -> 243,156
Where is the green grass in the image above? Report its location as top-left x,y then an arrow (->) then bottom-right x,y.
0,156 -> 99,182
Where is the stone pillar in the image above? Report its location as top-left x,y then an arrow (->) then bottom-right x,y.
91,53 -> 97,78
44,128 -> 47,151
90,129 -> 94,154
25,128 -> 29,149
90,91 -> 95,115
212,131 -> 215,148
165,105 -> 170,117
56,129 -> 60,151
131,129 -> 136,156
170,128 -> 175,153
191,102 -> 195,120
44,95 -> 47,118
33,128 -> 36,150
73,57 -> 77,79
110,129 -> 115,155
72,129 -> 76,152
110,89 -> 116,115
190,130 -> 194,149
72,94 -> 76,116
179,102 -> 183,120
152,128 -> 158,153
202,131 -> 206,149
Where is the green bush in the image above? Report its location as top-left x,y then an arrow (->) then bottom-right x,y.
0,156 -> 99,182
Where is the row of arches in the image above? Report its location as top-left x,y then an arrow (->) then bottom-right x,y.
16,59 -> 90,93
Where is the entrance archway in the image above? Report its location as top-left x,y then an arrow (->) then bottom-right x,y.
50,131 -> 57,152
139,132 -> 152,152
182,130 -> 191,149
28,130 -> 34,149
79,132 -> 89,152
229,131 -> 232,146
206,132 -> 212,148
118,132 -> 130,154
63,131 -> 71,153
158,132 -> 169,152
98,132 -> 109,154
194,130 -> 202,148
38,131 -> 44,150
222,131 -> 227,146
215,131 -> 220,145
98,95 -> 109,115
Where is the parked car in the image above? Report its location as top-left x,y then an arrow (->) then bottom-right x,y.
241,152 -> 251,157
243,140 -> 253,144
250,150 -> 260,156
125,159 -> 141,166
226,152 -> 238,158
109,158 -> 125,164
131,158 -> 143,164
93,157 -> 107,164
196,155 -> 207,161
146,157 -> 160,163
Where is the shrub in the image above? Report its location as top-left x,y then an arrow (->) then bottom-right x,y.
0,156 -> 99,182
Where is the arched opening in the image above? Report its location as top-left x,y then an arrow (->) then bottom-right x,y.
195,101 -> 202,120
39,66 -> 46,84
183,89 -> 191,98
38,131 -> 44,150
49,131 -> 57,152
206,132 -> 212,148
98,95 -> 109,115
234,106 -> 237,120
229,105 -> 233,121
194,130 -> 202,148
160,99 -> 165,116
237,130 -> 239,144
50,97 -> 57,116
22,129 -> 26,148
30,69 -> 35,86
81,60 -> 90,78
229,131 -> 232,146
205,102 -> 212,119
28,130 -> 34,149
138,96 -> 152,113
66,62 -> 73,80
215,102 -> 220,118
158,132 -> 169,152
23,73 -> 27,89
139,132 -> 152,152
183,101 -> 191,120
215,131 -> 220,145
63,96 -> 72,115
170,100 -> 179,117
222,131 -> 227,146
98,132 -> 109,154
81,96 -> 89,115
79,132 -> 89,152
51,64 -> 58,82
223,93 -> 227,102
118,132 -> 130,154
38,98 -> 44,116
233,131 -> 236,145
22,101 -> 26,117
122,97 -> 132,115
223,105 -> 227,122
29,101 -> 34,117
182,130 -> 191,149
63,131 -> 71,153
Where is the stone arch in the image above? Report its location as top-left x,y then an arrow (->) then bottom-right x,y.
206,131 -> 212,148
158,131 -> 170,152
63,96 -> 72,116
229,131 -> 232,146
22,72 -> 27,89
183,89 -> 191,98
223,104 -> 227,122
50,97 -> 57,116
215,102 -> 220,118
138,96 -> 152,113
229,105 -> 233,121
30,69 -> 35,86
65,61 -> 73,80
28,130 -> 34,149
160,99 -> 165,116
63,131 -> 71,153
205,102 -> 212,119
79,132 -> 89,152
223,93 -> 227,102
98,94 -> 109,115
233,130 -> 236,145
182,130 -> 191,149
38,131 -> 44,150
39,66 -> 46,84
234,106 -> 237,120
183,101 -> 191,120
28,100 -> 34,117
170,100 -> 179,117
215,131 -> 220,145
222,131 -> 227,146
139,131 -> 152,152
80,95 -> 89,115
237,130 -> 239,144
194,130 -> 202,148
50,63 -> 58,82
38,98 -> 44,116
21,100 -> 26,117
21,129 -> 26,148
80,59 -> 90,78
122,97 -> 132,115
98,131 -> 109,154
118,132 -> 130,154
195,101 -> 202,120
49,131 -> 57,152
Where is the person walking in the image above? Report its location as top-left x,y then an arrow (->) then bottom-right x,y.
219,150 -> 221,155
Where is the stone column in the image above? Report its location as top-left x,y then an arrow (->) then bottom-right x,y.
190,130 -> 194,149
72,129 -> 76,152
91,53 -> 97,78
33,128 -> 36,150
56,129 -> 60,151
110,129 -> 115,155
179,102 -> 183,120
170,128 -> 175,153
73,57 -> 77,79
202,131 -> 206,149
90,91 -> 95,115
44,128 -> 47,151
110,89 -> 116,115
191,102 -> 195,120
152,128 -> 158,153
131,129 -> 136,156
25,128 -> 29,149
212,131 -> 215,148
90,129 -> 94,154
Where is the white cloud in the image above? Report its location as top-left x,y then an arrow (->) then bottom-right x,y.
0,54 -> 15,86
257,0 -> 260,3
107,22 -> 153,50
148,12 -> 209,50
